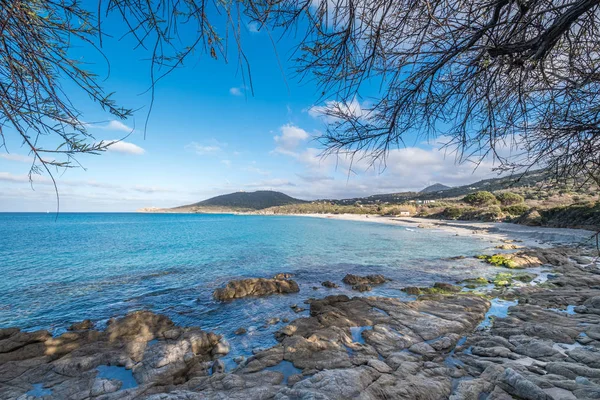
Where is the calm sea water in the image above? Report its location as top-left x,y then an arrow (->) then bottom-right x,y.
0,213 -> 503,360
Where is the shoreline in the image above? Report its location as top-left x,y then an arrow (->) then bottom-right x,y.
2,216 -> 600,399
285,213 -> 596,248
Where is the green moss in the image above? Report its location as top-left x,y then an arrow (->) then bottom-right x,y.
476,254 -> 518,269
460,277 -> 489,286
493,272 -> 514,287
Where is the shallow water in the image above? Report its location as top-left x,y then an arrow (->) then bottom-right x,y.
1,213 -> 508,360
478,298 -> 518,329
96,365 -> 138,389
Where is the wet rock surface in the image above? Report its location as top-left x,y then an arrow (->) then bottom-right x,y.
3,246 -> 600,399
213,277 -> 300,301
0,311 -> 229,399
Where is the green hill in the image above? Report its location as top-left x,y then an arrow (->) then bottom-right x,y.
173,190 -> 306,212
420,183 -> 451,194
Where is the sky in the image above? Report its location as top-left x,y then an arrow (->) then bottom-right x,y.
0,5 -> 506,212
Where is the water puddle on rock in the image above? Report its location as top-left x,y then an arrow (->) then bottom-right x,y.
25,383 -> 52,398
350,326 -> 372,344
548,305 -> 576,315
444,336 -> 467,368
265,361 -> 302,384
96,365 -> 138,389
478,298 -> 518,329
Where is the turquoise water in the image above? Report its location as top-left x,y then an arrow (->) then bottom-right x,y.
0,212 -> 501,359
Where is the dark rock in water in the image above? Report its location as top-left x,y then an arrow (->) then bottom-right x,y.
213,278 -> 300,301
234,327 -> 247,335
312,286 -> 319,290
68,319 -> 93,331
433,282 -> 462,292
342,274 -> 387,286
290,304 -> 307,313
404,286 -> 421,295
352,283 -> 372,292
321,280 -> 339,288
273,272 -> 293,280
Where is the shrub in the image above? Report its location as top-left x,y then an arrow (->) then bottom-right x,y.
495,192 -> 524,205
502,204 -> 530,216
443,207 -> 464,219
463,191 -> 497,206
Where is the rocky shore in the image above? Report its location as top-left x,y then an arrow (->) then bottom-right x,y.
2,245 -> 600,399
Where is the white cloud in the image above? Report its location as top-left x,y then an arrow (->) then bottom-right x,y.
273,124 -> 310,155
0,153 -> 33,163
221,159 -> 232,167
106,140 -> 145,155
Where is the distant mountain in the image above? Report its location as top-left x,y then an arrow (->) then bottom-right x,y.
420,183 -> 451,194
415,169 -> 552,201
172,190 -> 306,212
326,169 -> 551,206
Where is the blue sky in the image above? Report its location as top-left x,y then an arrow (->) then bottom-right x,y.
0,8 -> 503,212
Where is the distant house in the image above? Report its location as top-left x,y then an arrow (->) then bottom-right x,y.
423,200 -> 436,204
399,211 -> 411,216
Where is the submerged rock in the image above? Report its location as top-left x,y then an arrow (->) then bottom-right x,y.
213,278 -> 300,301
321,280 -> 339,288
342,274 -> 388,286
352,283 -> 372,292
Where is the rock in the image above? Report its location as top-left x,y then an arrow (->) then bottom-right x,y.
352,284 -> 372,292
234,356 -> 245,364
290,304 -> 307,313
496,244 -> 522,250
287,373 -> 304,386
433,282 -> 462,293
497,368 -> 553,399
266,318 -> 280,325
321,281 -> 339,288
342,274 -> 387,286
212,359 -> 225,374
213,278 -> 300,301
68,319 -> 93,331
274,273 -> 293,280
234,327 -> 247,335
403,287 -> 421,295
90,378 -> 122,396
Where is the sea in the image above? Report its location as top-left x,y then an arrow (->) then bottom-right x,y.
0,212 -> 514,362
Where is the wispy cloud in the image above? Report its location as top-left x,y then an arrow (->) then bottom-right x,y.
87,120 -> 134,133
105,140 -> 145,155
221,159 -> 232,167
245,179 -> 296,188
308,98 -> 369,123
185,140 -> 227,155
229,87 -> 244,96
245,164 -> 271,176
0,153 -> 33,163
247,22 -> 260,33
